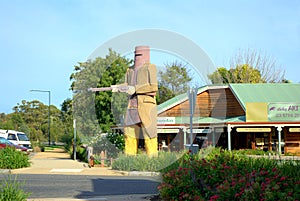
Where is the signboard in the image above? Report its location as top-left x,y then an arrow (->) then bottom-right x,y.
196,136 -> 208,139
268,103 -> 300,122
289,128 -> 300,132
157,117 -> 176,125
187,128 -> 211,133
236,128 -> 271,132
157,128 -> 179,133
215,128 -> 224,133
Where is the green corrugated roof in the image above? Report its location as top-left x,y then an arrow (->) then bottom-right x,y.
229,83 -> 300,110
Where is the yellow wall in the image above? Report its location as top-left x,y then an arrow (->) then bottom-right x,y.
246,102 -> 268,122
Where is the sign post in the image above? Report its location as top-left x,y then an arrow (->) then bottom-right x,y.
73,119 -> 76,161
187,88 -> 197,153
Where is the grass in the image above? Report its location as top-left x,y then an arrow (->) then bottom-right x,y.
0,175 -> 30,201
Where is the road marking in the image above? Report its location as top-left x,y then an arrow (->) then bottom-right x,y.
50,168 -> 83,173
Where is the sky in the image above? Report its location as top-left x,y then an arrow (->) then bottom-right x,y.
0,0 -> 299,114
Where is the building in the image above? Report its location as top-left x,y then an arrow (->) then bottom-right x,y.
157,83 -> 300,154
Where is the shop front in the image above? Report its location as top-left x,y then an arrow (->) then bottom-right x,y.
156,84 -> 300,154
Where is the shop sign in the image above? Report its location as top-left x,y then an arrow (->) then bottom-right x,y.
157,117 -> 176,124
196,136 -> 208,139
215,127 -> 224,133
268,103 -> 300,122
289,128 -> 300,132
157,128 -> 179,133
236,127 -> 271,132
187,128 -> 211,133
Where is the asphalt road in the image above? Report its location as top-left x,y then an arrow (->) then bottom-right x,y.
0,174 -> 160,200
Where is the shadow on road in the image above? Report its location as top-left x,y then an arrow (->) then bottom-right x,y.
75,177 -> 159,198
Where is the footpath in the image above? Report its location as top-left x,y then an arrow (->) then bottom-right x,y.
10,148 -> 128,176
4,148 -> 160,201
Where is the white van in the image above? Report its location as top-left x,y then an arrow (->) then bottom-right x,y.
0,129 -> 32,151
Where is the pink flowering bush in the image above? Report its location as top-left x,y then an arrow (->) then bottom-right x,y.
158,148 -> 300,201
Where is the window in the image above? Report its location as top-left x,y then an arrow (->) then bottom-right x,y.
17,133 -> 29,141
7,134 -> 17,140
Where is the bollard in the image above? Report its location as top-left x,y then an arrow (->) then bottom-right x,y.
89,155 -> 95,168
100,151 -> 105,167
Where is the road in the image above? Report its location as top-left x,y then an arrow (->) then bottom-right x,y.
0,174 -> 160,200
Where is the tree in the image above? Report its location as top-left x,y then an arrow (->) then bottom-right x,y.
157,61 -> 192,104
70,49 -> 132,141
208,48 -> 286,84
208,67 -> 234,84
209,64 -> 263,84
60,98 -> 73,135
12,100 -> 64,143
230,48 -> 285,83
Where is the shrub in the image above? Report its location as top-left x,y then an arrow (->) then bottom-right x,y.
0,147 -> 30,169
106,132 -> 125,151
0,175 -> 30,201
76,146 -> 87,162
112,151 -> 181,172
158,148 -> 300,200
232,149 -> 275,156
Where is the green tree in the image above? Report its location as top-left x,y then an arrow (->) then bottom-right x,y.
12,100 -> 64,143
208,67 -> 233,84
231,64 -> 262,83
230,48 -> 286,83
70,49 -> 132,142
209,64 -> 262,84
0,113 -> 14,130
209,48 -> 287,84
60,98 -> 73,135
157,61 -> 192,104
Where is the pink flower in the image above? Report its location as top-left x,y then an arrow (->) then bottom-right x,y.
209,195 -> 219,201
280,176 -> 286,181
224,165 -> 230,169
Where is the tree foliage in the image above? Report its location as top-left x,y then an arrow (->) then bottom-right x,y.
0,100 -> 66,143
208,48 -> 286,84
70,49 -> 132,142
230,48 -> 285,83
209,64 -> 262,84
157,61 -> 192,104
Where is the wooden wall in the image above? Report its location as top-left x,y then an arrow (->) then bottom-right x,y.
158,88 -> 245,118
285,130 -> 300,154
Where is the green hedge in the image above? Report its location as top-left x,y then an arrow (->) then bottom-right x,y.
0,147 -> 30,169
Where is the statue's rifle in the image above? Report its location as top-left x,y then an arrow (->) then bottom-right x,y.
88,84 -> 134,94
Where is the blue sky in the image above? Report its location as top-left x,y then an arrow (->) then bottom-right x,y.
0,0 -> 299,114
